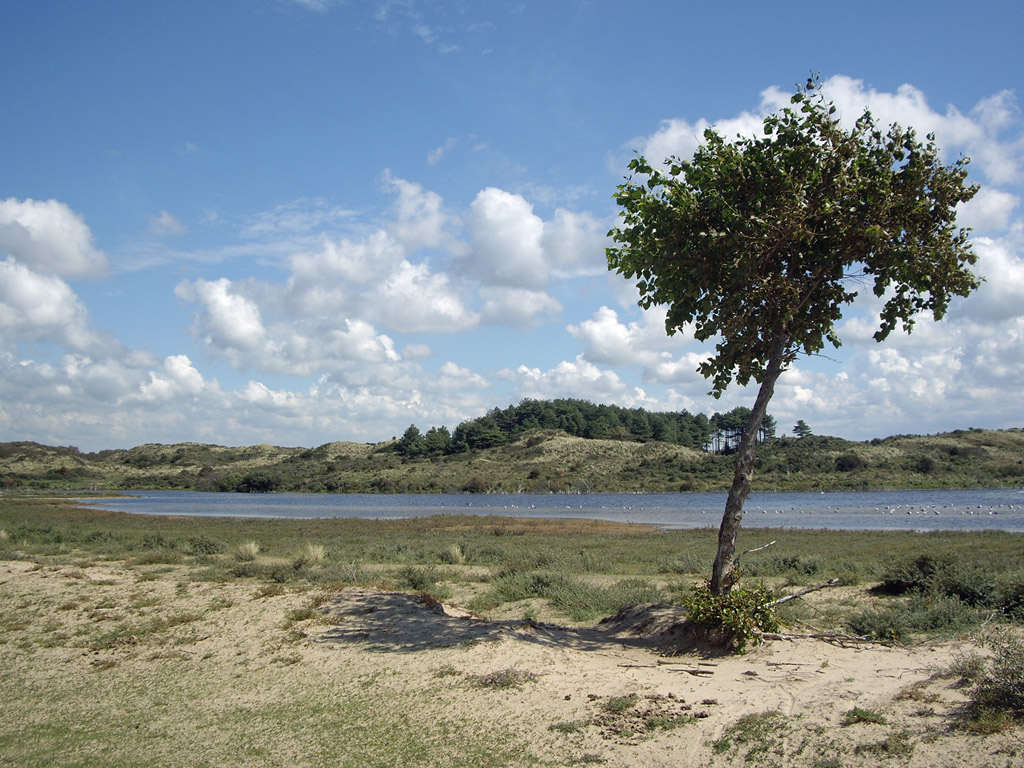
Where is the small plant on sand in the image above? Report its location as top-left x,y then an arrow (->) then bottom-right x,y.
711,710 -> 789,758
841,707 -> 887,726
293,542 -> 327,568
548,720 -> 587,734
254,584 -> 287,599
234,540 -> 261,562
470,667 -> 539,690
962,632 -> 1024,732
854,728 -> 915,758
683,581 -> 779,652
602,694 -> 638,713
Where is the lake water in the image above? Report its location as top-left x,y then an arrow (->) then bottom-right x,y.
78,488 -> 1024,532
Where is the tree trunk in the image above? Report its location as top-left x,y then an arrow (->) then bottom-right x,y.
709,333 -> 789,595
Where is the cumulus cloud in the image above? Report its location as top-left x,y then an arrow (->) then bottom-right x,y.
175,278 -> 268,353
957,188 -> 1019,234
633,75 -> 1023,192
372,260 -> 478,333
383,172 -> 456,252
465,187 -> 547,288
478,287 -> 561,327
635,86 -> 788,165
462,187 -> 608,289
0,198 -> 108,277
129,355 -> 209,404
0,258 -> 106,353
176,175 -> 608,374
500,356 -> 632,403
959,234 -> 1024,320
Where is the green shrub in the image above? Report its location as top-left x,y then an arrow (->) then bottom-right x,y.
186,535 -> 224,555
877,554 -> 1002,610
996,574 -> 1024,620
876,554 -> 950,594
847,592 -> 979,641
682,581 -> 779,652
392,565 -> 451,600
968,633 -> 1024,725
760,554 -> 821,577
481,571 -> 665,623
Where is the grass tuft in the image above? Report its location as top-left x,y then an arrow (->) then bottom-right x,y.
293,542 -> 327,568
234,540 -> 261,561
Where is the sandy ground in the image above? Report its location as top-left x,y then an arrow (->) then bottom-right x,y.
2,558 -> 1022,767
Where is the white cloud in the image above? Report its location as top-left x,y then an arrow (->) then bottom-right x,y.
819,77 -> 1022,185
957,188 -> 1019,234
0,258 -> 106,353
149,210 -> 187,236
465,187 -> 546,288
428,137 -> 460,166
372,260 -> 478,333
243,198 -> 357,240
502,356 -> 631,403
478,286 -> 561,327
175,278 -> 268,353
462,188 -> 606,289
569,305 -> 707,380
541,208 -> 608,275
383,172 -> 460,252
633,75 -> 1023,194
129,354 -> 209,404
288,230 -> 404,294
635,86 -> 788,166
0,198 -> 108,277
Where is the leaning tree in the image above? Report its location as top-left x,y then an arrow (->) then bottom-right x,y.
607,77 -> 980,594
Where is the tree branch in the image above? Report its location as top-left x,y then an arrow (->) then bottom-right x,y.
766,578 -> 841,608
732,540 -> 776,571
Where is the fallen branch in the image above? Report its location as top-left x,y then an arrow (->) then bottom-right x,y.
766,578 -> 840,608
754,629 -> 895,647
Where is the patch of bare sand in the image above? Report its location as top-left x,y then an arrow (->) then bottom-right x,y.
315,587 -> 1024,768
2,560 -> 1022,767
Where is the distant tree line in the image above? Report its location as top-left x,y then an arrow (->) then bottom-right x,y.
393,398 -> 776,458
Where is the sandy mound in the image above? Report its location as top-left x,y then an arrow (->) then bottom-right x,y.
3,561 -> 1021,767
315,587 -> 1023,767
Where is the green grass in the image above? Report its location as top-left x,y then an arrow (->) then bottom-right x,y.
5,495 -> 1023,589
0,665 -> 534,768
3,495 -> 1024,635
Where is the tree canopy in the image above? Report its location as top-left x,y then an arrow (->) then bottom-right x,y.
608,77 -> 980,398
607,77 -> 981,593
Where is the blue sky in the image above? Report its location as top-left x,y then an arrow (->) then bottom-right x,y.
2,0 -> 1023,451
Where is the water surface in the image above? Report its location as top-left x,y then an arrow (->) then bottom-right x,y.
78,488 -> 1024,532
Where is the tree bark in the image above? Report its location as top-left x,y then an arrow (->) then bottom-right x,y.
709,333 -> 789,595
